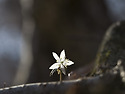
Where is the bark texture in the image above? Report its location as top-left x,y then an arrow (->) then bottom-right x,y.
95,21 -> 125,74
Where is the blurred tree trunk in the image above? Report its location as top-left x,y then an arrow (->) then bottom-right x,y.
13,0 -> 35,85
0,0 -> 34,86
0,0 -> 22,87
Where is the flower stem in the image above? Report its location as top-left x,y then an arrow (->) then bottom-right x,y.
59,70 -> 62,82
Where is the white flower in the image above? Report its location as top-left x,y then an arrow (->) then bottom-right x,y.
49,50 -> 74,75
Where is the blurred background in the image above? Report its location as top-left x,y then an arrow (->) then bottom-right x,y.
0,0 -> 125,88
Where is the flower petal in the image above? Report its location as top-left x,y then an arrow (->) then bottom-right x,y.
60,64 -> 65,68
49,63 -> 60,69
52,52 -> 60,61
50,69 -> 56,76
61,68 -> 66,75
63,59 -> 74,66
60,50 -> 65,62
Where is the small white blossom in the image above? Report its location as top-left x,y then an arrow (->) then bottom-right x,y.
49,50 -> 74,76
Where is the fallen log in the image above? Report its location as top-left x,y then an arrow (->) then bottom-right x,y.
1,21 -> 125,94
